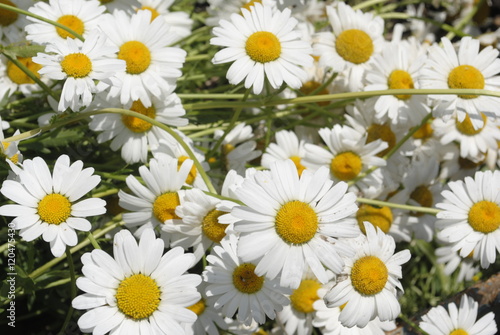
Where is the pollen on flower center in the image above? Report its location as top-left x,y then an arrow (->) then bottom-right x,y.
366,124 -> 396,157
152,192 -> 180,223
455,113 -> 487,135
351,255 -> 388,295
275,200 -> 318,245
37,193 -> 72,225
245,31 -> 282,63
356,204 -> 393,234
232,263 -> 264,294
335,29 -> 374,64
410,185 -> 433,217
388,69 -> 414,100
202,209 -> 228,243
468,200 -> 500,233
290,156 -> 306,176
450,329 -> 469,335
7,57 -> 42,84
115,273 -> 161,320
448,65 -> 485,99
139,6 -> 160,21
290,279 -> 321,314
187,298 -> 206,316
118,40 -> 152,74
0,0 -> 18,27
330,151 -> 363,181
56,15 -> 85,39
177,156 -> 197,185
122,100 -> 156,133
413,122 -> 434,140
61,53 -> 92,78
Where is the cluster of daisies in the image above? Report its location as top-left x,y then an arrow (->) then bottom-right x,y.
0,0 -> 499,334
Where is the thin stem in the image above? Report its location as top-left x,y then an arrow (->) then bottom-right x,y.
57,248 -> 76,335
353,0 -> 389,10
357,197 -> 441,216
87,231 -> 101,250
398,313 -> 430,335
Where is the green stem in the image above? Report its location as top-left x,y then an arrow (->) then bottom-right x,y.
357,197 -> 441,215
185,54 -> 212,62
445,0 -> 484,40
87,231 -> 101,250
177,93 -> 246,100
57,248 -> 76,335
353,0 -> 390,10
398,313 -> 430,335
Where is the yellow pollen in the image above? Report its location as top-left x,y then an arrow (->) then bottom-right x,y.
448,65 -> 485,99
1,141 -> 19,164
37,193 -> 72,225
139,6 -> 160,21
366,124 -> 396,157
330,151 -> 363,181
7,57 -> 42,84
410,185 -> 433,217
388,69 -> 414,100
351,256 -> 388,295
152,192 -> 180,223
339,302 -> 348,311
187,299 -> 206,316
0,0 -> 18,27
299,81 -> 330,106
115,273 -> 161,320
275,200 -> 318,245
118,41 -> 152,74
290,279 -> 321,314
56,15 -> 85,39
455,113 -> 487,135
289,156 -> 306,176
61,53 -> 92,78
241,0 -> 262,12
177,156 -> 197,185
413,122 -> 434,140
450,329 -> 469,335
121,100 -> 156,133
335,29 -> 374,64
202,209 -> 228,243
232,263 -> 264,294
468,200 -> 500,233
245,31 -> 281,63
356,204 -> 393,234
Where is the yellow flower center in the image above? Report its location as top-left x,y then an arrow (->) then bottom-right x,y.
241,0 -> 262,12
335,29 -> 374,64
121,100 -> 156,133
61,53 -> 92,78
0,0 -> 18,27
455,113 -> 487,135
410,185 -> 433,217
202,209 -> 228,243
366,124 -> 396,157
351,256 -> 388,295
275,200 -> 318,245
56,15 -> 85,39
177,156 -> 197,185
152,192 -> 180,223
139,6 -> 160,21
468,200 -> 500,233
356,204 -> 393,234
37,193 -> 72,225
290,156 -> 306,176
118,41 -> 152,74
413,122 -> 434,140
245,31 -> 281,63
232,263 -> 264,294
187,298 -> 206,316
299,81 -> 330,106
450,329 -> 469,335
388,69 -> 414,100
330,151 -> 363,181
7,57 -> 42,85
115,273 -> 161,320
290,279 -> 321,314
447,65 -> 485,99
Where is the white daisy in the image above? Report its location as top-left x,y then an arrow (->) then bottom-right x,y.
1,128 -> 22,166
72,228 -> 202,335
261,129 -> 309,176
0,0 -> 30,44
0,154 -> 106,257
324,222 -> 411,328
0,54 -> 48,100
231,159 -> 359,289
211,2 -> 313,94
436,170 -> 500,268
184,283 -> 228,335
419,294 -> 497,335
355,203 -> 412,243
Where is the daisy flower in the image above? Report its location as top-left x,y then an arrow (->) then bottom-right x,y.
0,128 -> 23,166
0,0 -> 30,44
210,2 -> 313,94
355,203 -> 412,243
203,234 -> 291,326
231,159 -> 359,289
261,129 -> 309,176
419,294 -> 497,335
72,228 -> 202,335
436,170 -> 500,268
0,155 -> 106,257
324,222 -> 411,328
184,283 -> 228,335
25,0 -> 106,45
0,54 -> 46,100
420,36 -> 500,130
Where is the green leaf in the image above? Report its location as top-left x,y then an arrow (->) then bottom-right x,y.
2,44 -> 46,58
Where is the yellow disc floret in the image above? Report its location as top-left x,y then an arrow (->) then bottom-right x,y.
187,299 -> 206,316
275,200 -> 318,245
351,256 -> 388,295
289,156 -> 306,176
290,279 -> 321,314
388,69 -> 414,100
7,57 -> 42,85
202,209 -> 228,243
152,192 -> 180,223
56,15 -> 85,39
0,0 -> 18,26
366,124 -> 396,157
232,263 -> 264,294
468,200 -> 500,234
413,122 -> 434,140
450,329 -> 469,335
122,100 -> 156,133
61,53 -> 92,78
177,156 -> 197,185
115,273 -> 161,320
118,41 -> 152,74
448,65 -> 485,99
139,6 -> 160,21
245,31 -> 281,63
330,151 -> 363,181
356,204 -> 393,234
455,113 -> 487,135
335,29 -> 374,64
37,193 -> 72,225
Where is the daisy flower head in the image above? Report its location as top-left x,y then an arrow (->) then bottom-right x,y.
0,154 -> 106,257
231,159 -> 359,289
420,36 -> 500,129
72,228 -> 202,335
436,169 -> 500,268
210,2 -> 314,95
0,53 -> 48,100
419,294 -> 497,335
0,0 -> 30,44
324,222 -> 411,328
25,0 -> 106,45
